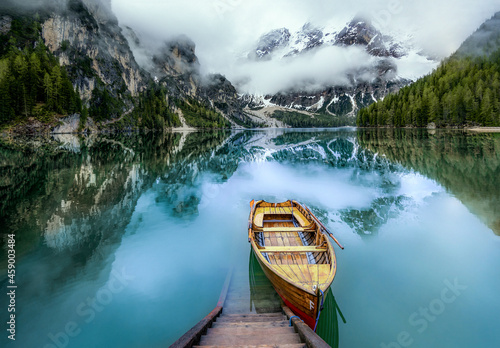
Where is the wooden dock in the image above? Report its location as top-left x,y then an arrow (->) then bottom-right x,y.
170,253 -> 331,348
196,312 -> 303,346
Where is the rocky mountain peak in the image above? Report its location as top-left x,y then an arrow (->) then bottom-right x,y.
334,17 -> 406,58
287,22 -> 324,56
252,27 -> 291,59
335,18 -> 377,46
152,35 -> 200,77
252,17 -> 408,61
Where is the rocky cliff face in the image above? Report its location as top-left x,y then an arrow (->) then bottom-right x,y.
125,30 -> 255,126
150,35 -> 201,98
40,0 -> 147,106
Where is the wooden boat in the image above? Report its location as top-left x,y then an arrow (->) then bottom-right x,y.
248,199 -> 341,331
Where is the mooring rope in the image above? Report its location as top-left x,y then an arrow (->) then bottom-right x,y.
313,289 -> 325,332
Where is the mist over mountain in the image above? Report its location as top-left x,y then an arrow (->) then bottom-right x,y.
232,18 -> 428,123
113,0 -> 500,87
357,11 -> 500,128
454,11 -> 500,58
0,0 -> 258,131
1,0 -> 499,131
113,0 -> 499,123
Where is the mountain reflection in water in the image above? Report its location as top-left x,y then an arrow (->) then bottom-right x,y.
0,128 -> 499,348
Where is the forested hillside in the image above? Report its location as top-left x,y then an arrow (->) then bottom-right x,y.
0,14 -> 229,131
357,12 -> 500,128
357,51 -> 500,127
0,17 -> 81,126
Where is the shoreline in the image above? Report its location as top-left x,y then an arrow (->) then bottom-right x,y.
3,124 -> 500,137
466,127 -> 500,133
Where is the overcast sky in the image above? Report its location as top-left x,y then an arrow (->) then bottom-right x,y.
112,0 -> 500,94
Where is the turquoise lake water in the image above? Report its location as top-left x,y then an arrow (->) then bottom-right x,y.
1,128 -> 499,347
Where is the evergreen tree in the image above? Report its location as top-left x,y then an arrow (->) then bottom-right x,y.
0,79 -> 14,123
357,49 -> 500,127
43,72 -> 53,107
0,17 -> 82,126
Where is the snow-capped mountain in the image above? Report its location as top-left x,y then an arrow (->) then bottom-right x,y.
252,28 -> 291,59
250,18 -> 411,61
286,22 -> 325,56
240,17 -> 436,121
249,23 -> 325,60
334,18 -> 407,58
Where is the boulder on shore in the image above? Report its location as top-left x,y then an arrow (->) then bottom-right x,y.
52,114 -> 96,134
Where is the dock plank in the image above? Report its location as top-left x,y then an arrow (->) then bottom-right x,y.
199,333 -> 302,345
194,345 -> 306,348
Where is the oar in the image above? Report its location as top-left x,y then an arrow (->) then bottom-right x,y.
248,200 -> 255,242
304,205 -> 344,250
317,219 -> 344,250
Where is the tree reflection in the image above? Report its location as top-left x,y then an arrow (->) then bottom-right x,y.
358,129 -> 500,235
0,131 -> 229,273
3,127 -> 497,278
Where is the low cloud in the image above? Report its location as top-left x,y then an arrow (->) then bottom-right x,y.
228,46 -> 377,95
0,0 -> 67,12
112,0 -> 500,93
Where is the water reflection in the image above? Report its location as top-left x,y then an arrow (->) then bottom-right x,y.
358,129 -> 500,235
248,250 -> 281,314
0,128 -> 499,347
2,128 -> 498,269
316,289 -> 347,348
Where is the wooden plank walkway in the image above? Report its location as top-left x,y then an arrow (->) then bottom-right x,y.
195,313 -> 304,347
170,261 -> 330,348
194,268 -> 304,347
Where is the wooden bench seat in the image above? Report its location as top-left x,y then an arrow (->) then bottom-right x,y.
261,227 -> 307,232
253,207 -> 310,227
257,246 -> 327,253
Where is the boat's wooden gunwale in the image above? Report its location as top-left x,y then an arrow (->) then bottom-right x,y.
291,200 -> 337,287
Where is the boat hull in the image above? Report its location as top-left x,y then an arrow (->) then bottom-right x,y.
252,247 -> 320,329
280,295 -> 316,330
